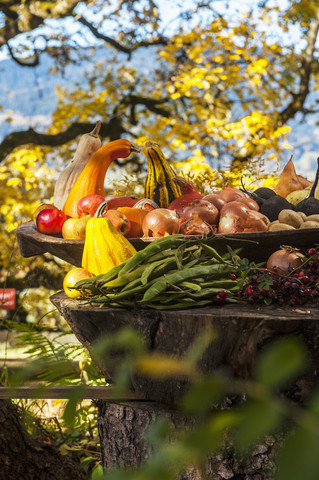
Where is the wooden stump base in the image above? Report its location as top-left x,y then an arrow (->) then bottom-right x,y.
97,400 -> 278,479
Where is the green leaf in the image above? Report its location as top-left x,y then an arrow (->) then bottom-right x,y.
235,397 -> 281,452
80,456 -> 97,468
180,375 -> 226,414
91,464 -> 104,480
183,410 -> 240,454
276,427 -> 319,480
185,327 -> 216,365
144,418 -> 171,447
256,337 -> 307,388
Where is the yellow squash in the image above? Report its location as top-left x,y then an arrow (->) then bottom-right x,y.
82,217 -> 137,276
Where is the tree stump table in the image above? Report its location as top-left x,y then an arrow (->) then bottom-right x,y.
16,221 -> 319,478
51,292 -> 319,477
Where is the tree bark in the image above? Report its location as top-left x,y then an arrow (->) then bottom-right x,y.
97,400 -> 278,479
0,398 -> 86,480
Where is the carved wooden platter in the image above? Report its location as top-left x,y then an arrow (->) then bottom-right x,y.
16,220 -> 319,266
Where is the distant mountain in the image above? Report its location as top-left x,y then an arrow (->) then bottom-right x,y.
0,52 -> 318,180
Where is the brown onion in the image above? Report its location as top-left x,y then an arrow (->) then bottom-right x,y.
266,246 -> 304,273
180,199 -> 219,226
236,196 -> 260,211
180,212 -> 214,236
241,210 -> 269,232
202,194 -> 227,211
214,186 -> 247,203
218,201 -> 269,234
142,208 -> 180,237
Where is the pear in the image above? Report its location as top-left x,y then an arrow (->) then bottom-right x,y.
286,186 -> 311,206
286,184 -> 319,206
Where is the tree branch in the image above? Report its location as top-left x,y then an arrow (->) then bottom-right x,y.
6,41 -> 39,67
75,13 -> 168,55
0,118 -> 128,164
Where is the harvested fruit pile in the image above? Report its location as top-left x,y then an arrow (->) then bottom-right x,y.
29,122 -> 319,304
73,237 -> 319,310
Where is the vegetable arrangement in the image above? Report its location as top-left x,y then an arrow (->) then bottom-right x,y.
72,238 -> 319,310
73,234 -> 249,310
29,123 -> 319,310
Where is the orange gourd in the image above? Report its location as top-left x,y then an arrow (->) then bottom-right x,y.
63,139 -> 140,218
117,207 -> 149,238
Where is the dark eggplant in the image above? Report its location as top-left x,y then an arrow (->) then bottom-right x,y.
295,157 -> 319,216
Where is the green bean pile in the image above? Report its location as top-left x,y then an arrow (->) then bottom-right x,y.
74,234 -> 249,310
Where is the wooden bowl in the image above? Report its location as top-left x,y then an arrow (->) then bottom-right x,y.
16,220 -> 319,266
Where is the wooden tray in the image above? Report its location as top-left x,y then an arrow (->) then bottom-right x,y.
16,220 -> 319,266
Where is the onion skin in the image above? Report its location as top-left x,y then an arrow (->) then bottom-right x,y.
180,199 -> 219,226
266,248 -> 304,273
218,201 -> 269,234
236,196 -> 260,211
180,213 -> 214,235
142,208 -> 180,237
214,186 -> 247,203
202,194 -> 227,211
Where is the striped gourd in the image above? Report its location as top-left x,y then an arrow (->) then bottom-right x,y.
143,141 -> 182,208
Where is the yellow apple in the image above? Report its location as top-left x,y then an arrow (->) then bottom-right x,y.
62,215 -> 90,240
63,267 -> 94,298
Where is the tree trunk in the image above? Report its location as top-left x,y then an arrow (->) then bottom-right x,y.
0,398 -> 86,480
97,400 -> 278,479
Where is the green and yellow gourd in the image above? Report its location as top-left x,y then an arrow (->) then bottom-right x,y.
143,141 -> 182,208
82,217 -> 137,276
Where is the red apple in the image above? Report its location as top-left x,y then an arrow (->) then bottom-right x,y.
77,194 -> 105,217
102,209 -> 131,237
32,203 -> 56,225
36,208 -> 67,235
62,215 -> 90,240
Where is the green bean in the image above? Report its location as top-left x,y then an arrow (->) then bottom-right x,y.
141,264 -> 234,303
180,258 -> 202,269
201,243 -> 231,264
118,234 -> 184,277
187,287 -> 233,299
151,293 -> 186,304
102,264 -> 145,289
179,281 -> 202,292
145,299 -> 212,310
144,249 -> 176,264
148,258 -> 178,280
199,279 -> 239,289
121,277 -> 142,292
141,257 -> 174,285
